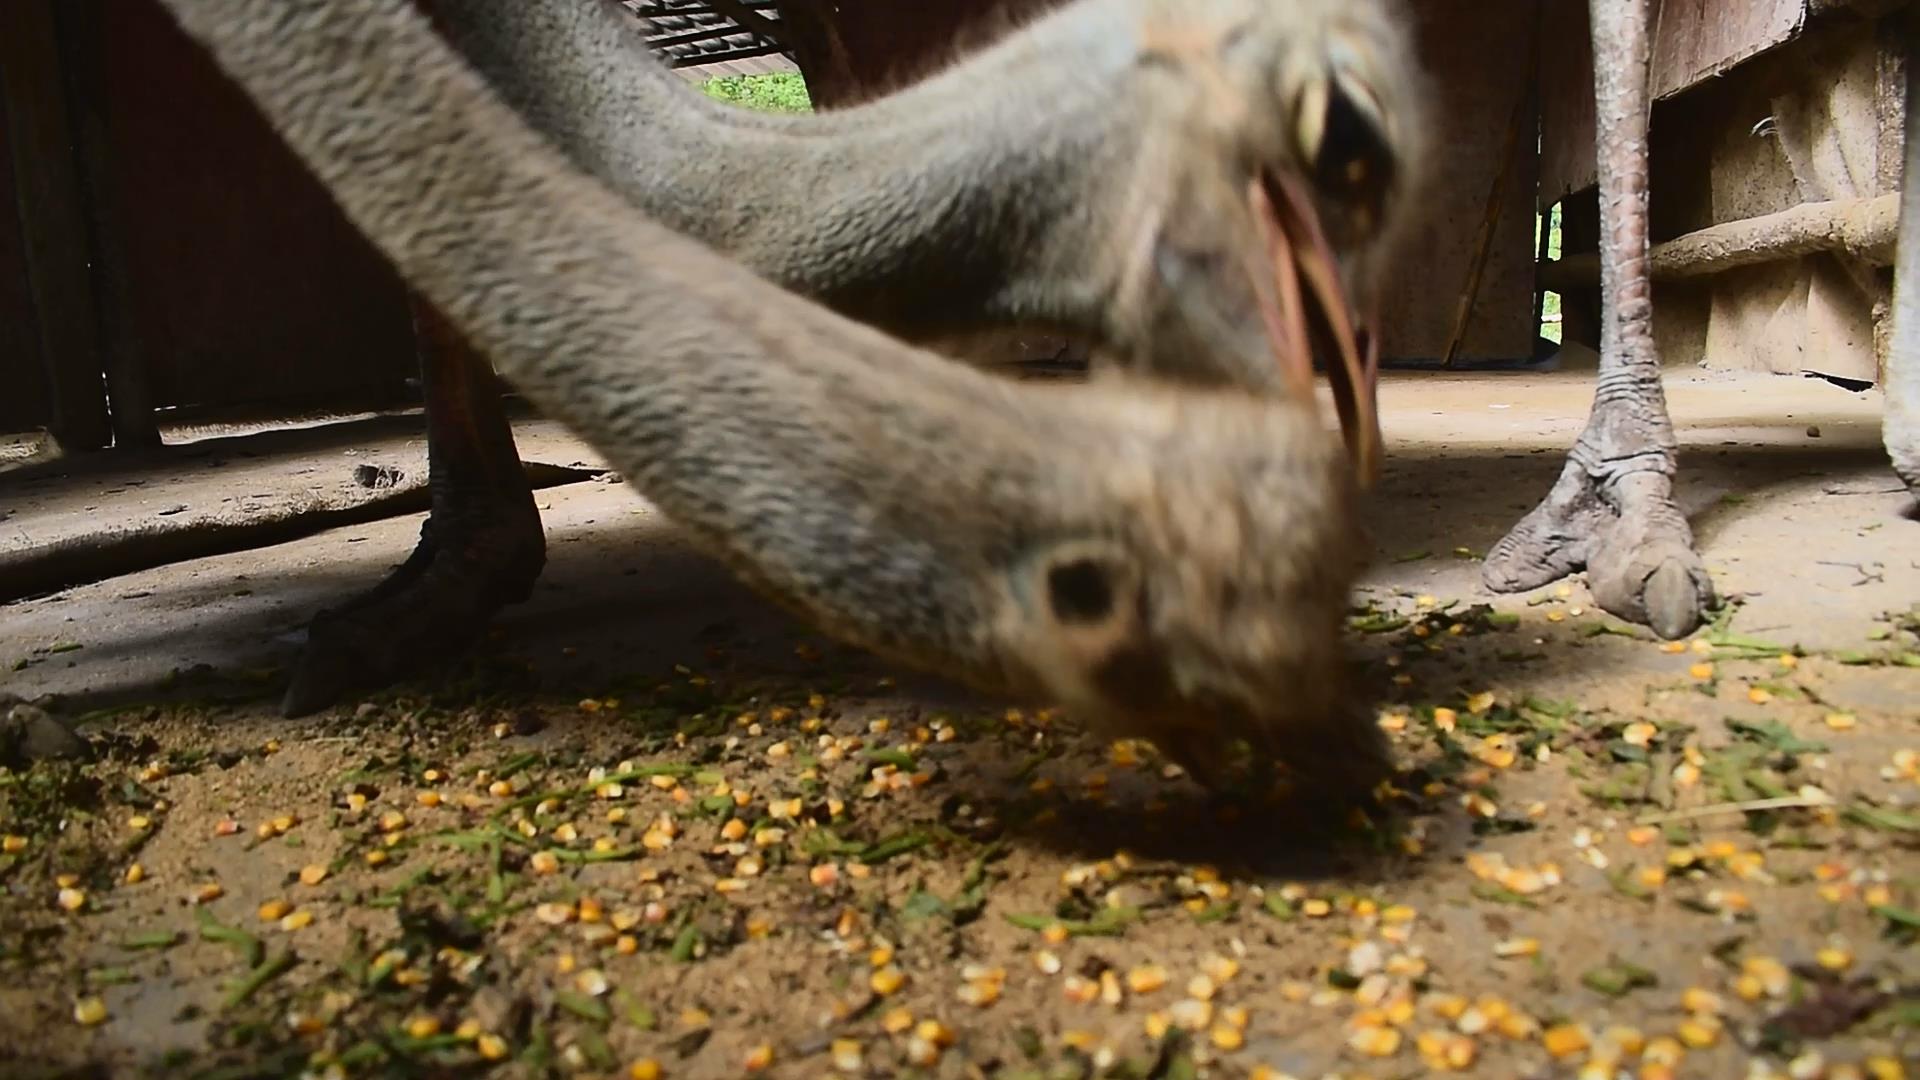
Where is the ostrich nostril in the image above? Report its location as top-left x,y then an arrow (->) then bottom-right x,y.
1046,558 -> 1114,624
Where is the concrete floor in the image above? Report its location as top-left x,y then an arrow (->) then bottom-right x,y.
1,367 -> 1913,705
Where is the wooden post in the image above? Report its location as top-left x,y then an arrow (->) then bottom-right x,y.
0,0 -> 112,452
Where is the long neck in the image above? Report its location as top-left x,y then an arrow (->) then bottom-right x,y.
155,0 -> 1100,692
435,0 -> 1146,340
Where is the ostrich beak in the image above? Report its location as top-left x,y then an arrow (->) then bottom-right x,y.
1246,172 -> 1382,490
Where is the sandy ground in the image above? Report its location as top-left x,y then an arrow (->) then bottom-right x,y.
0,368 -> 1915,1080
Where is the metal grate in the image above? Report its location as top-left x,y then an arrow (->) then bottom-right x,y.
621,0 -> 795,74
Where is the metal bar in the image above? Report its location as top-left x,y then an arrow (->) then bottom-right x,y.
669,41 -> 790,68
648,23 -> 754,50
702,0 -> 788,46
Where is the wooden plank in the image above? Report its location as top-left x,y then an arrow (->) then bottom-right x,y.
0,62 -> 52,435
1541,0 -> 1813,201
1376,0 -> 1540,361
52,0 -> 161,448
1539,0 -> 1598,201
0,0 -> 112,451
1651,0 -> 1806,100
84,0 -> 419,416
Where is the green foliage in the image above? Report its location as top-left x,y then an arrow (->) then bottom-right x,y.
699,72 -> 812,113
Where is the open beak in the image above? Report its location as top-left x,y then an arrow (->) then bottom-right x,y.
1246,173 -> 1382,490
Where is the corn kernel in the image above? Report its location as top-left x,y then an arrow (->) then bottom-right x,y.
57,888 -> 87,912
281,909 -> 314,930
1864,1057 -> 1905,1080
530,851 -> 561,875
870,967 -> 906,996
1494,937 -> 1539,958
1347,1026 -> 1402,1057
829,1040 -> 862,1072
416,791 -> 442,808
742,1044 -> 773,1072
1676,1018 -> 1719,1048
258,899 -> 291,921
1642,1035 -> 1684,1065
1202,954 -> 1241,984
1127,965 -> 1169,994
1824,713 -> 1858,731
406,1015 -> 441,1039
1816,946 -> 1853,971
881,1007 -> 914,1034
627,1060 -> 662,1080
1,835 -> 27,854
1542,1024 -> 1591,1058
1210,1024 -> 1244,1051
194,883 -> 224,904
1681,987 -> 1723,1015
73,996 -> 108,1026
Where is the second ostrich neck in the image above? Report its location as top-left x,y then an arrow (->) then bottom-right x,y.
438,0 -> 1143,339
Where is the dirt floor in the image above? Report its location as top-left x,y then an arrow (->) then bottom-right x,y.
1,368 -> 1915,1080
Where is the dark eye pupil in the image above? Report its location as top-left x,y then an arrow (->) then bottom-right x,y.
1315,83 -> 1394,227
1047,559 -> 1114,623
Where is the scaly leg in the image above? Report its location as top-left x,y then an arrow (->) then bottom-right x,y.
1482,0 -> 1713,639
1884,13 -> 1919,493
280,294 -> 545,716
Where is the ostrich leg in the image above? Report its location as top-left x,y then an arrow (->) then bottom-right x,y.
282,296 -> 544,715
1884,15 -> 1919,493
1482,0 -> 1713,639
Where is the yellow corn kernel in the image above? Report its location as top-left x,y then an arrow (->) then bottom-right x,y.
1642,1035 -> 1685,1065
73,996 -> 108,1026
406,1016 -> 441,1039
870,967 -> 906,996
1126,965 -> 1169,994
1816,946 -> 1853,971
1,835 -> 27,854
1680,987 -> 1723,1015
1863,1057 -> 1905,1080
258,899 -> 291,921
627,1060 -> 662,1080
742,1044 -> 773,1072
530,851 -> 560,875
1675,1018 -> 1719,1048
1542,1024 -> 1590,1058
1347,1026 -> 1402,1057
